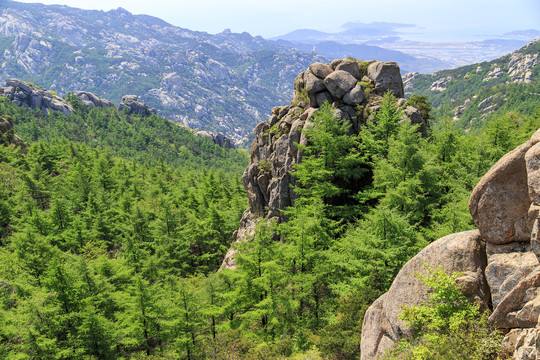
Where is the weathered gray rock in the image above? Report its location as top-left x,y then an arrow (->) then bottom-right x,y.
219,210 -> 262,270
315,91 -> 332,107
308,62 -> 333,79
74,91 -> 115,109
0,115 -> 25,147
330,59 -> 344,70
361,230 -> 489,360
469,140 -> 537,244
222,58 -> 442,275
403,106 -> 428,137
305,72 -> 326,94
195,130 -> 236,149
324,70 -> 357,99
0,79 -> 73,116
336,59 -> 361,80
343,84 -> 364,105
118,95 -> 156,116
367,61 -> 404,98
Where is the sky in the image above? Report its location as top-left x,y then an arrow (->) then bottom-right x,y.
13,0 -> 540,40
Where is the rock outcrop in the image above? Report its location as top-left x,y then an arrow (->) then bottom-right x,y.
0,115 -> 24,147
118,95 -> 156,116
361,128 -> 540,360
220,58 -> 429,270
195,130 -> 236,149
361,230 -> 489,359
74,91 -> 116,109
0,79 -> 73,115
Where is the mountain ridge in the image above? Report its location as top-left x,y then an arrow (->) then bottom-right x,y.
0,0 -> 326,144
404,38 -> 540,130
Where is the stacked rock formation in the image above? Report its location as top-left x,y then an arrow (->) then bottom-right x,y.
0,79 -> 73,115
361,129 -> 540,360
220,59 -> 428,270
118,95 -> 156,116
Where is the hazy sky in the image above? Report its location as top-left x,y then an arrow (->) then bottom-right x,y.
13,0 -> 540,40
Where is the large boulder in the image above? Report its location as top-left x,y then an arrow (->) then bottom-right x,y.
308,62 -> 333,79
469,139 -> 539,245
360,230 -> 489,360
335,59 -> 361,80
0,79 -> 73,116
305,73 -> 326,95
367,61 -> 404,98
343,84 -> 364,105
74,91 -> 115,109
118,95 -> 156,116
324,70 -> 357,99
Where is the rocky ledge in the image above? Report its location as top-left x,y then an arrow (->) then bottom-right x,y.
361,129 -> 540,360
118,95 -> 156,116
0,80 -> 158,119
74,91 -> 116,109
194,130 -> 236,149
220,58 -> 429,270
0,79 -> 73,116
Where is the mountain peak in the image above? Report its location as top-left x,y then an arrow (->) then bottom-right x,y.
108,7 -> 132,16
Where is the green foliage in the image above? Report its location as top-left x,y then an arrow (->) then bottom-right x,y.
1,73 -> 539,358
383,267 -> 503,360
406,41 -> 540,132
407,95 -> 433,122
0,136 -> 247,358
1,97 -> 248,172
294,102 -> 369,221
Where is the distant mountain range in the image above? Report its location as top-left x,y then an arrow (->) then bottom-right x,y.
0,1 -> 326,143
0,1 -> 536,143
271,22 -> 536,69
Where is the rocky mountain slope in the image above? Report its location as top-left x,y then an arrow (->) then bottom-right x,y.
0,78 -> 238,149
361,129 -> 540,359
0,1 -> 325,144
405,39 -> 540,130
220,58 -> 428,269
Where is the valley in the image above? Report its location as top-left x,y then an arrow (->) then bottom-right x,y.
0,1 -> 539,359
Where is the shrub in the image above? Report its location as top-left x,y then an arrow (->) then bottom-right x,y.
383,267 -> 504,360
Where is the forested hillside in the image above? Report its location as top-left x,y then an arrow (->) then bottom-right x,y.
405,39 -> 540,131
1,78 -> 539,358
1,95 -> 248,172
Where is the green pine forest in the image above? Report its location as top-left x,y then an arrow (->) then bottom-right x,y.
0,88 -> 539,359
